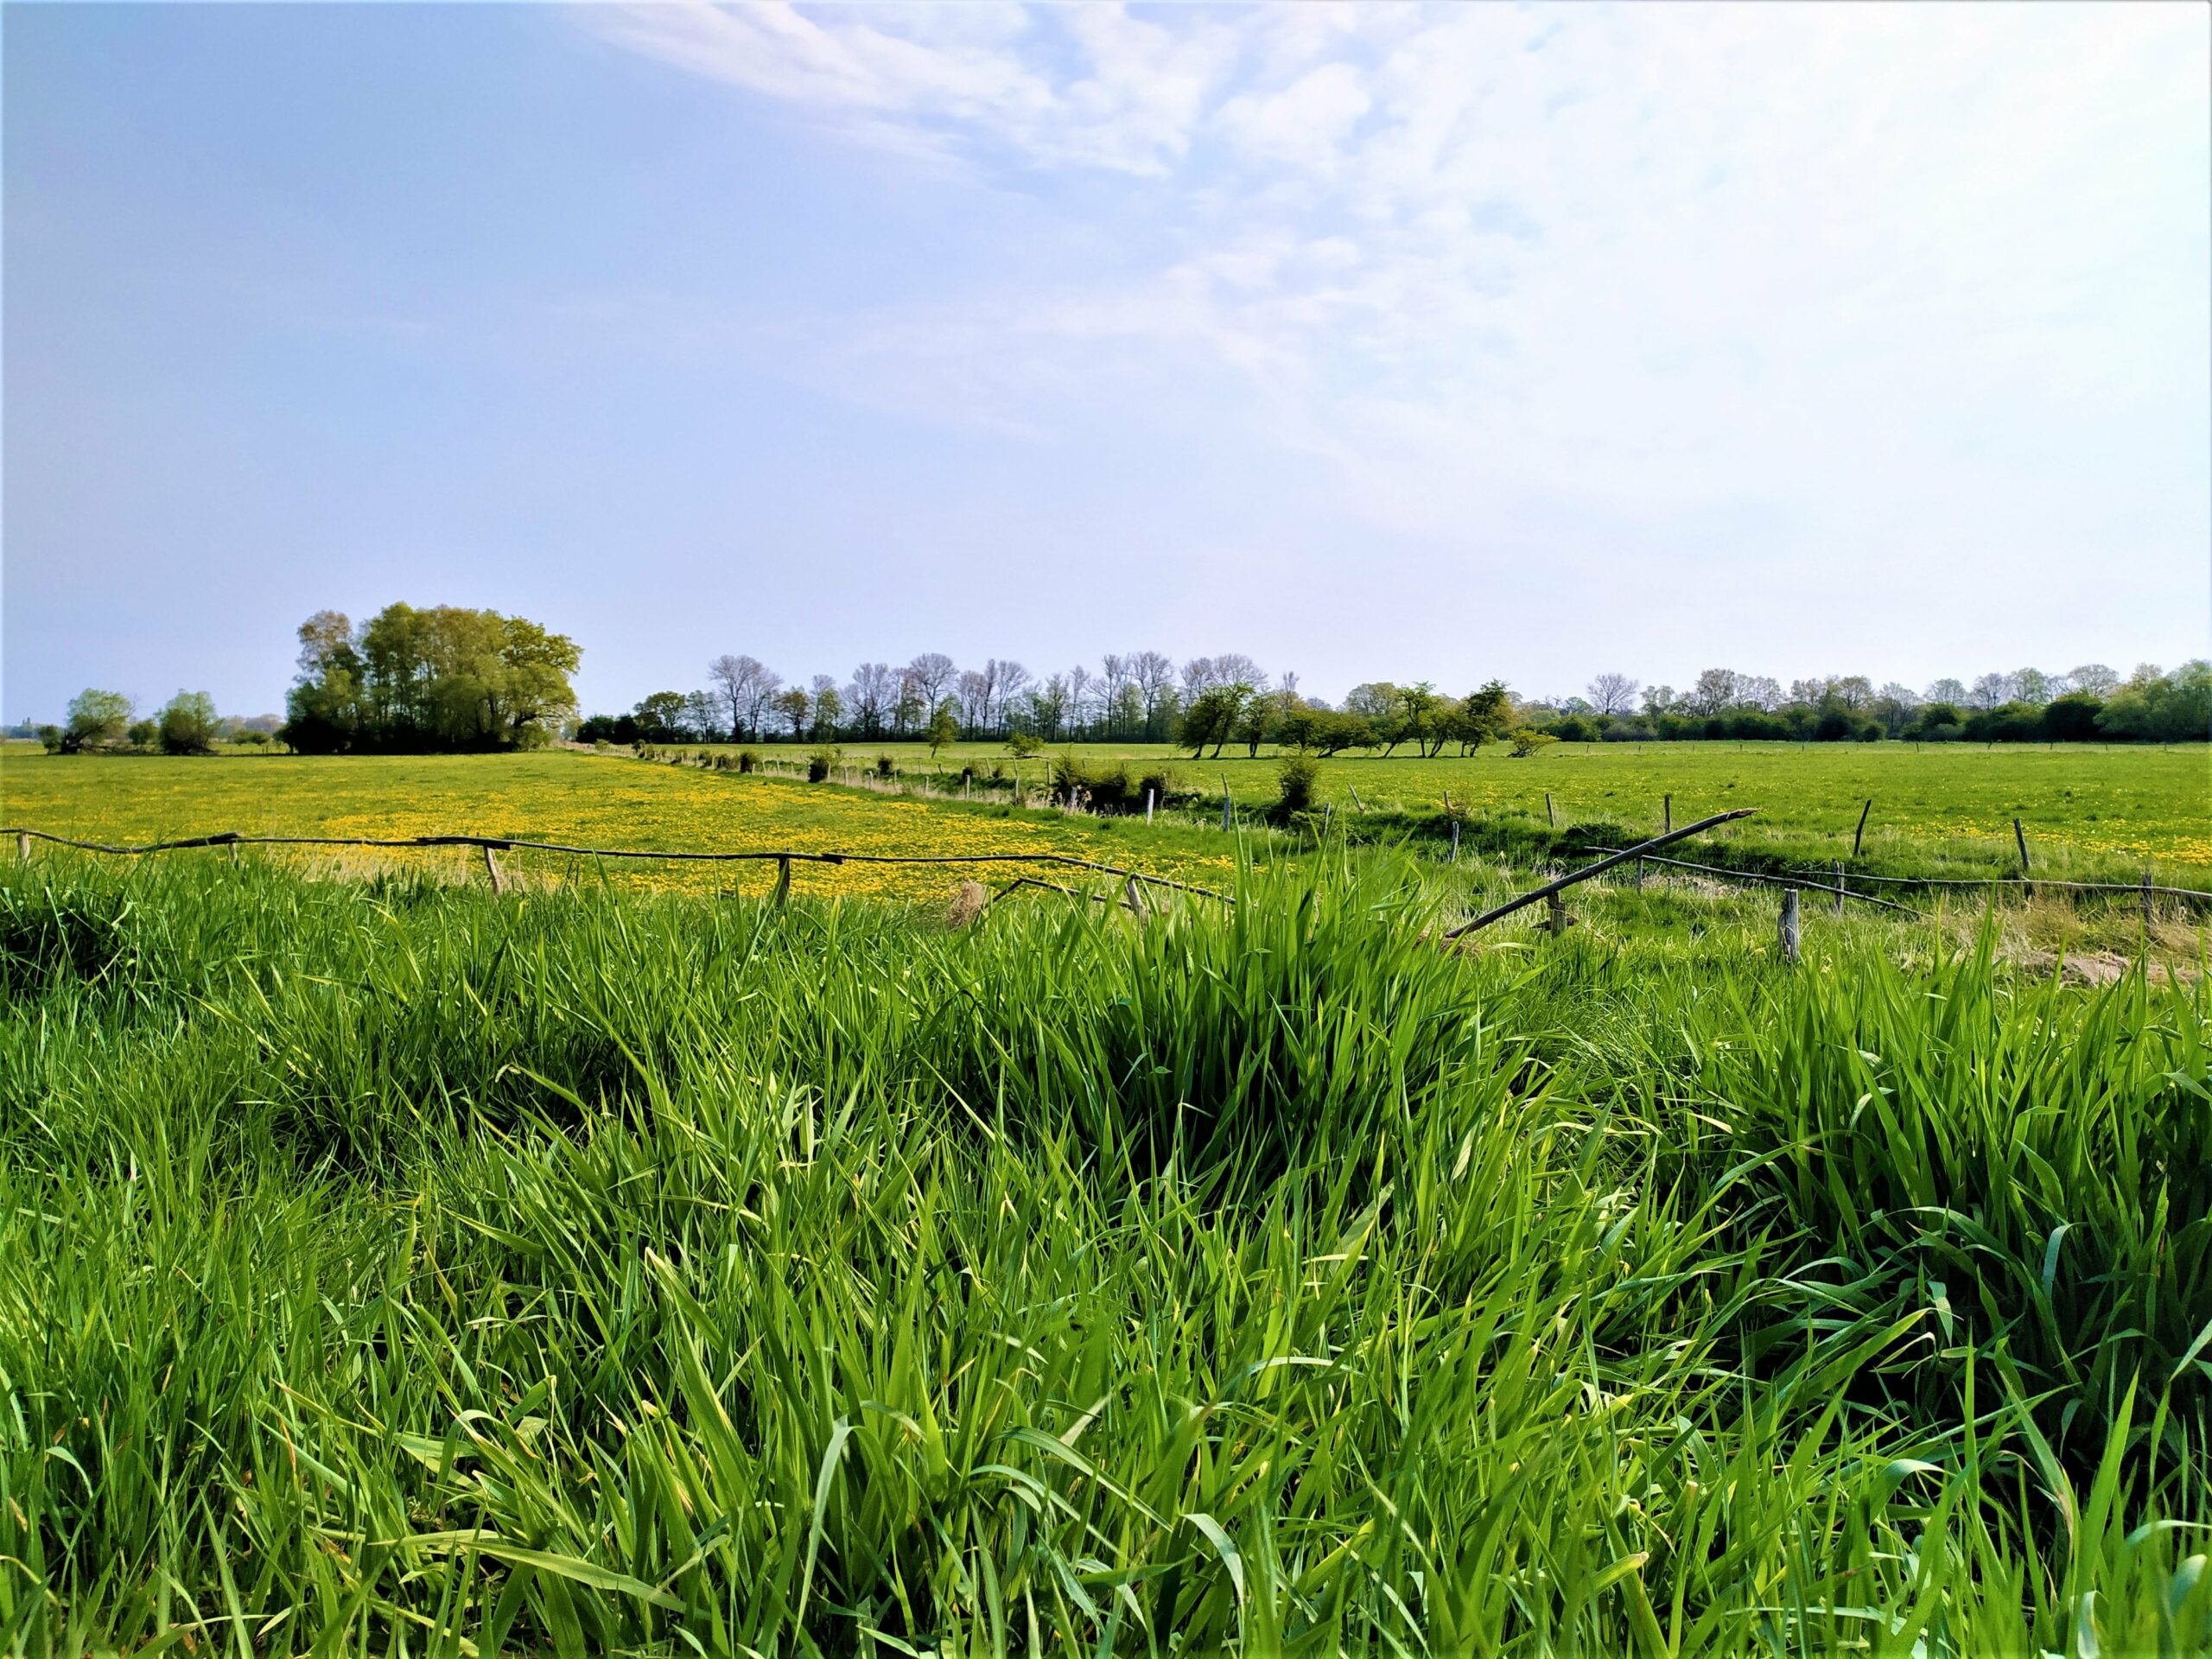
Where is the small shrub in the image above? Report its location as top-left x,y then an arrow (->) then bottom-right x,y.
738,749 -> 759,774
1006,731 -> 1044,760
1275,754 -> 1319,816
875,754 -> 896,779
1508,728 -> 1558,759
808,747 -> 842,783
1138,766 -> 1179,807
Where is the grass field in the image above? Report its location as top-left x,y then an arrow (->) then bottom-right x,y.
5,742 -> 2209,912
772,738 -> 2212,872
0,753 -> 1251,905
3,853 -> 2206,1655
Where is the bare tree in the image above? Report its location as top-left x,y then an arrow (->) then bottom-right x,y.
708,654 -> 753,739
846,662 -> 896,737
1179,658 -> 1217,704
991,660 -> 1032,731
1738,675 -> 1783,712
904,652 -> 956,711
1688,669 -> 1741,715
1130,652 -> 1175,735
1967,673 -> 2009,710
2063,663 -> 2119,697
1586,671 -> 1640,715
957,670 -> 992,735
1065,664 -> 1095,736
1924,677 -> 1967,705
709,656 -> 781,740
1212,653 -> 1268,693
1099,654 -> 1129,736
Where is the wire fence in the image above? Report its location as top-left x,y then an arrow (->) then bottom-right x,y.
1576,844 -> 2209,913
2,826 -> 1233,905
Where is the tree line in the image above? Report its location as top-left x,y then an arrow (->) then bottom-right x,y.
1525,663 -> 2210,745
582,651 -> 2209,753
35,614 -> 2206,760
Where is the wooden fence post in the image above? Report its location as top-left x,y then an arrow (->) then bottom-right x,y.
1634,855 -> 1644,892
1544,791 -> 1555,828
1145,787 -> 1154,823
1122,874 -> 1147,920
1349,786 -> 1365,813
1546,890 -> 1573,938
1663,794 -> 1672,835
1778,887 -> 1800,964
2014,818 -> 2031,875
1832,860 -> 1845,916
1450,819 -> 1460,862
481,844 -> 506,895
2142,871 -> 2154,927
16,832 -> 29,862
1853,798 -> 1872,859
772,855 -> 791,908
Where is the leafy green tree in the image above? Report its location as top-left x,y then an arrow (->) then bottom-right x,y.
62,689 -> 132,753
127,720 -> 159,750
282,605 -> 580,753
1458,681 -> 1514,753
1178,684 -> 1247,760
156,690 -> 220,754
925,699 -> 959,758
632,692 -> 687,742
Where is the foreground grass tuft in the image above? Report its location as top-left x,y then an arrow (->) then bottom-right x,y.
2,858 -> 2206,1655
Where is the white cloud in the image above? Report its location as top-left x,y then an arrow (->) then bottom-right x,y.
595,1 -> 2210,615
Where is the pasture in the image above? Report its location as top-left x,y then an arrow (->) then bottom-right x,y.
773,737 -> 2212,875
0,752 -> 1247,905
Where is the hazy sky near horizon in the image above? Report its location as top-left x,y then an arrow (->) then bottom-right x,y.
4,2 -> 2207,721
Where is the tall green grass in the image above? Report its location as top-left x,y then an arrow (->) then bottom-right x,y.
1,856 -> 2205,1655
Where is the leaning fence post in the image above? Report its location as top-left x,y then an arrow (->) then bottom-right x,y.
1833,860 -> 1845,917
772,855 -> 791,908
1853,798 -> 1873,859
481,844 -> 506,895
1544,791 -> 1555,828
1779,887 -> 1800,964
1450,819 -> 1460,862
1145,787 -> 1155,823
1663,794 -> 1672,835
1122,874 -> 1147,920
2014,817 -> 2031,875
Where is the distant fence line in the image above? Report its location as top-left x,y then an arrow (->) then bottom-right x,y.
1575,844 -> 2210,911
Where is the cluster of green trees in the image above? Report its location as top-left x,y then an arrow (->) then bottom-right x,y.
33,689 -> 258,755
1178,680 -> 1519,759
282,605 -> 581,753
1527,663 -> 2209,746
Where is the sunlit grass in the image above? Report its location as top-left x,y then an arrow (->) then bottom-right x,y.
2,852 -> 2205,1655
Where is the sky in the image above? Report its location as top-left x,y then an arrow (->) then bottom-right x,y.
3,1 -> 2208,723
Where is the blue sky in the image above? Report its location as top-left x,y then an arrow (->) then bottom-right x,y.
4,2 -> 2207,722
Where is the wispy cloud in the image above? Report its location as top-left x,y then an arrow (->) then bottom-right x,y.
594,3 -> 2209,557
